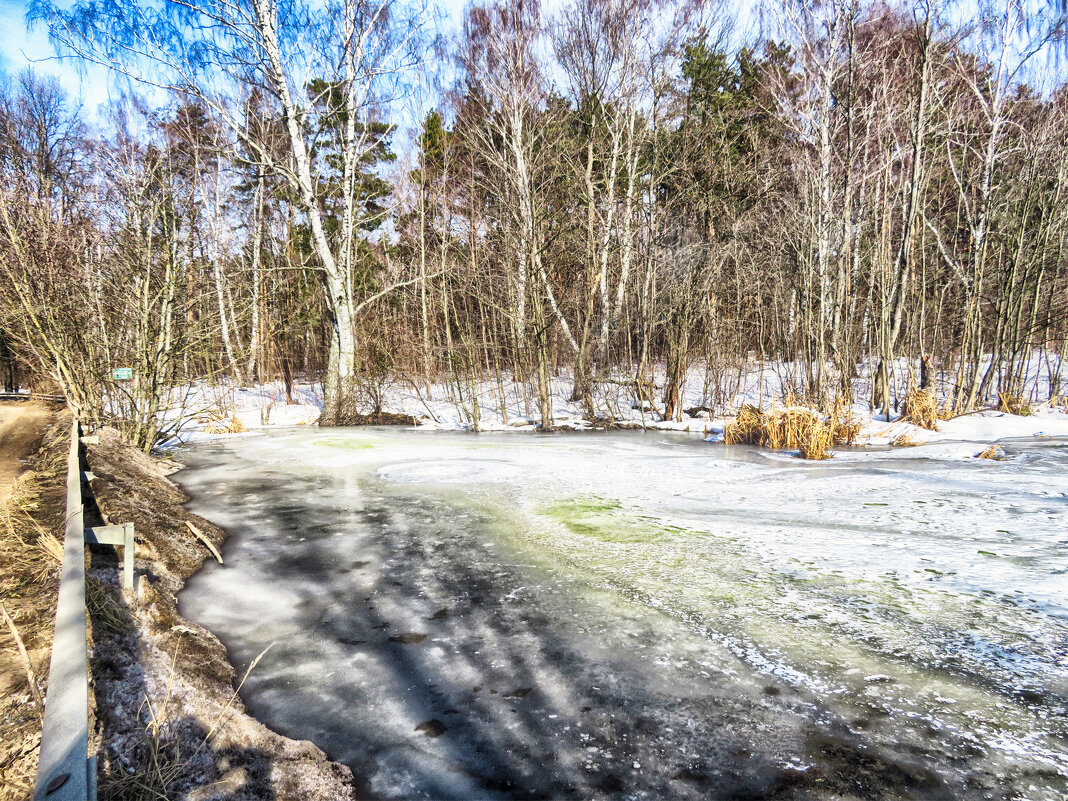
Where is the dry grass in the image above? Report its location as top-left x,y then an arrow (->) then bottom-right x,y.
996,392 -> 1033,416
0,415 -> 65,801
797,415 -> 835,460
724,404 -> 765,446
0,601 -> 44,709
900,388 -> 940,431
98,644 -> 195,801
97,644 -> 274,801
725,396 -> 859,460
829,395 -> 862,445
202,416 -> 246,435
86,577 -> 133,638
200,401 -> 248,434
890,434 -> 926,447
976,444 -> 1007,460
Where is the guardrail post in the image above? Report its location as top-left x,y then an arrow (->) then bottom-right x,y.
122,523 -> 134,591
84,523 -> 136,590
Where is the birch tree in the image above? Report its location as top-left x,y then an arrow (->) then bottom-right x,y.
33,0 -> 428,423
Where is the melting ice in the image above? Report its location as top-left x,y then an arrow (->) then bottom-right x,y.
176,430 -> 1068,800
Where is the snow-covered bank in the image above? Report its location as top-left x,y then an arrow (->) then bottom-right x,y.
159,365 -> 1068,454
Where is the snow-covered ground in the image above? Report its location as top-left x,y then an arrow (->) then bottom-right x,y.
159,357 -> 1068,453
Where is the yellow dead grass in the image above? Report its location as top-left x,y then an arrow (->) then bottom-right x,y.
996,393 -> 1033,416
900,389 -> 939,431
201,400 -> 248,434
976,444 -> 1008,460
725,396 -> 860,460
890,434 -> 926,447
202,416 -> 246,435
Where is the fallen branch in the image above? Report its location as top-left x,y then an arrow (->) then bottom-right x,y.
184,520 -> 223,564
0,601 -> 43,710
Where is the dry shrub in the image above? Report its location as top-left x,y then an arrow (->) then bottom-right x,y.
202,416 -> 246,435
829,396 -> 862,445
900,388 -> 939,431
996,393 -> 1033,416
891,434 -> 925,447
976,444 -> 1007,460
724,404 -> 764,446
725,398 -> 856,460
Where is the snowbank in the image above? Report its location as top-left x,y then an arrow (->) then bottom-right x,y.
158,364 -> 1068,454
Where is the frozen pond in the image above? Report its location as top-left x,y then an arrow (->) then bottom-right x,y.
175,429 -> 1068,800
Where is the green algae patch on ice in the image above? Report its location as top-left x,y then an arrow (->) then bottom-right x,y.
539,497 -> 675,544
312,437 -> 377,450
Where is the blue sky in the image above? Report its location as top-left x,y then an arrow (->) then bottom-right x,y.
2,0 -> 1061,120
0,0 -> 115,108
0,0 -> 761,112
0,0 -> 477,115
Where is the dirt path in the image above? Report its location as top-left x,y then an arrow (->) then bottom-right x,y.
0,405 -> 60,800
0,403 -> 51,505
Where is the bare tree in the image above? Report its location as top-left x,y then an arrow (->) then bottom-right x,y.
33,0 -> 428,423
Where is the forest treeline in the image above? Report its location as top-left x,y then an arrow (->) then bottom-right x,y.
0,0 -> 1066,447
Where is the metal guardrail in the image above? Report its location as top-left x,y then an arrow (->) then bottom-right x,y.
34,418 -> 94,800
33,420 -> 136,800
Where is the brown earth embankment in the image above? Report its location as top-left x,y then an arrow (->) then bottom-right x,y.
0,410 -> 358,800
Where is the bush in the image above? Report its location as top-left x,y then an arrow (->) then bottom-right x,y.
997,393 -> 1033,416
724,397 -> 859,460
900,389 -> 939,431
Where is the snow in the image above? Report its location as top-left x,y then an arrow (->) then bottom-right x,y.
858,407 -> 1068,446
156,355 -> 1068,458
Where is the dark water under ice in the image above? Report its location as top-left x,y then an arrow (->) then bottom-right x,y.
175,429 -> 1068,800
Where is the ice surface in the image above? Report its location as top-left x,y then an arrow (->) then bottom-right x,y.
176,430 -> 1068,800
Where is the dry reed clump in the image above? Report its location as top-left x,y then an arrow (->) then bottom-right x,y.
724,404 -> 764,446
200,400 -> 248,434
900,388 -> 939,431
976,444 -> 1007,460
796,415 -> 835,460
996,392 -> 1033,416
829,396 -> 862,445
890,434 -> 926,447
724,398 -> 859,460
202,416 -> 246,434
